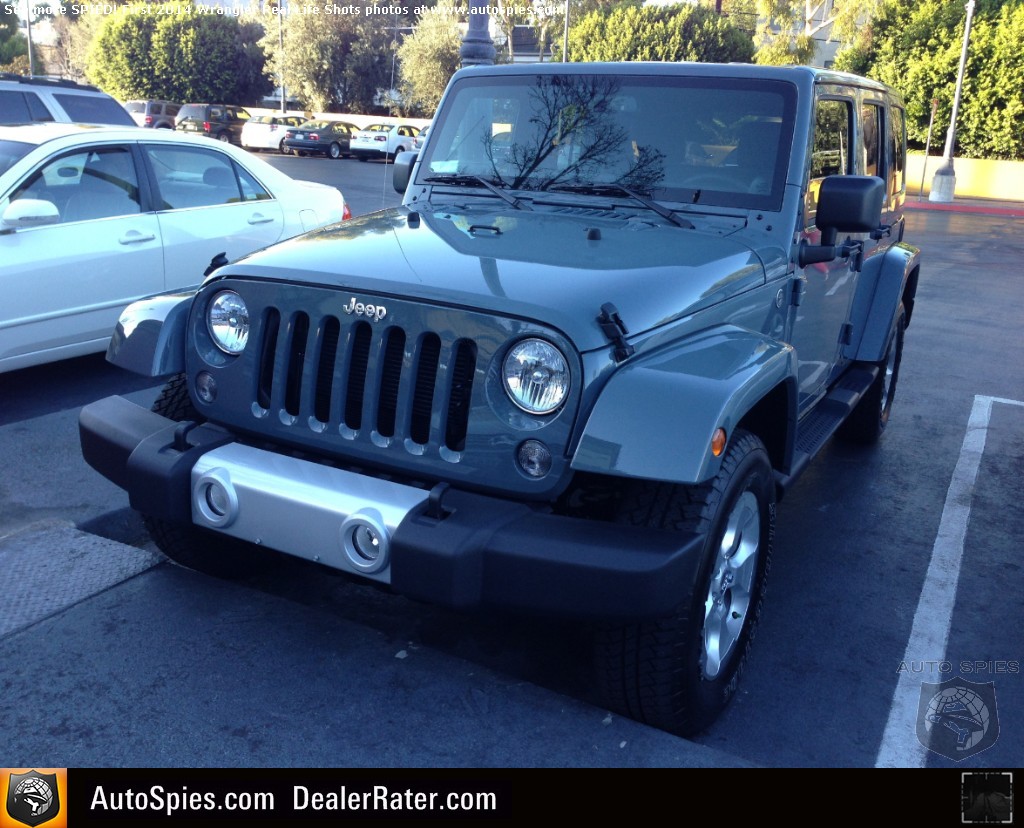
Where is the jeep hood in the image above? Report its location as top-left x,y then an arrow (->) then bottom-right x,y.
221,206 -> 767,352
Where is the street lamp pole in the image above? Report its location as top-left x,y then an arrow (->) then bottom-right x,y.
929,0 -> 976,203
562,0 -> 569,62
278,0 -> 286,113
460,0 -> 496,67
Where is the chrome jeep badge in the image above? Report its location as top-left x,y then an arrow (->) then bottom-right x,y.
343,297 -> 387,322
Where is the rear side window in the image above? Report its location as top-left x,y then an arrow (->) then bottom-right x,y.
889,105 -> 906,199
54,93 -> 136,125
861,102 -> 883,178
0,90 -> 54,124
145,145 -> 269,208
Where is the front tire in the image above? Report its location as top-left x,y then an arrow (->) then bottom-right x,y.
594,430 -> 775,737
144,374 -> 274,580
329,142 -> 342,159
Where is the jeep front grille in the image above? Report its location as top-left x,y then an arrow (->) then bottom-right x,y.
189,279 -> 579,498
252,306 -> 477,453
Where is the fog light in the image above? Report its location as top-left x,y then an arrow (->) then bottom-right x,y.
517,440 -> 552,478
195,371 -> 217,404
193,468 -> 238,528
340,510 -> 390,574
205,484 -> 230,517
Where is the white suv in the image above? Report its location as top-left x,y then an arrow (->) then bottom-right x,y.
0,74 -> 136,126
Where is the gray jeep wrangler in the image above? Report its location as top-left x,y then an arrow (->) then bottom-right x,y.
80,62 -> 920,737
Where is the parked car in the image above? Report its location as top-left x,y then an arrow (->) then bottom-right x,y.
124,100 -> 182,129
350,122 -> 420,161
175,104 -> 251,144
412,122 -> 431,151
241,114 -> 303,153
283,120 -> 360,159
78,62 -> 918,740
0,122 -> 348,373
0,73 -> 136,127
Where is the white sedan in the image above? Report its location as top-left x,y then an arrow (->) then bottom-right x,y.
350,123 -> 420,161
241,114 -> 304,153
0,123 -> 349,373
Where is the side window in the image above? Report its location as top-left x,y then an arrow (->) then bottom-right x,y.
807,98 -> 852,226
0,91 -> 54,124
26,92 -> 53,122
861,102 -> 883,178
145,145 -> 243,209
889,105 -> 907,199
235,164 -> 271,202
0,91 -> 33,124
53,93 -> 135,126
10,146 -> 141,224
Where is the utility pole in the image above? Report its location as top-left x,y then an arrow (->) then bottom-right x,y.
460,0 -> 496,67
929,0 -> 976,203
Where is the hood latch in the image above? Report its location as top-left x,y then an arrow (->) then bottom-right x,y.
596,303 -> 635,363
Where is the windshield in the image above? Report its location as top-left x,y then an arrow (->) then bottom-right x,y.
0,139 -> 33,176
418,73 -> 797,210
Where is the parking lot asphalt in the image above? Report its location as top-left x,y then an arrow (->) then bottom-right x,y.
1,194 -> 1020,770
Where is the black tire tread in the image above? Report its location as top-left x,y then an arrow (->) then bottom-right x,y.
837,305 -> 905,445
594,430 -> 774,737
145,374 -> 274,579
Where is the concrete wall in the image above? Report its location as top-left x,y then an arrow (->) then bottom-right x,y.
908,154 -> 1024,201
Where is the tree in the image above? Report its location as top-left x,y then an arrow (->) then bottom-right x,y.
835,0 -> 1024,160
752,0 -> 882,65
396,10 -> 460,116
46,10 -> 107,81
257,1 -> 394,113
564,3 -> 755,64
86,3 -> 268,103
1,5 -> 28,69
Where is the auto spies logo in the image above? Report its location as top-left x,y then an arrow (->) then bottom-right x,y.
2,770 -> 66,828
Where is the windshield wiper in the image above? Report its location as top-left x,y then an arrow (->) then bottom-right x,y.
547,183 -> 693,229
423,174 -> 531,211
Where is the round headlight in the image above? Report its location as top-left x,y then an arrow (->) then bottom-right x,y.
207,290 -> 250,355
502,338 -> 570,415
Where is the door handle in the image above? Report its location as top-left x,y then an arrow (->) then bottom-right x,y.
119,230 -> 156,244
248,213 -> 276,225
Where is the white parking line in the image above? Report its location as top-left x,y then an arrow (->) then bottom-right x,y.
875,395 -> 1024,767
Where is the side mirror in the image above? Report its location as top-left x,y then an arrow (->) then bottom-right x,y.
799,175 -> 885,267
392,150 -> 419,194
1,198 -> 61,232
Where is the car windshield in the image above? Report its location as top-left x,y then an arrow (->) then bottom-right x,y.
363,124 -> 389,132
0,139 -> 33,175
125,101 -> 145,113
417,72 -> 797,210
302,120 -> 333,129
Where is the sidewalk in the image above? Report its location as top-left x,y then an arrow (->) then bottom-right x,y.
904,194 -> 1024,217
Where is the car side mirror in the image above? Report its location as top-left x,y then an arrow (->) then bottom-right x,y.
0,198 -> 61,233
393,150 -> 419,194
798,175 -> 885,267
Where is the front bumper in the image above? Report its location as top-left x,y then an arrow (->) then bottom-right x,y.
80,395 -> 704,621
